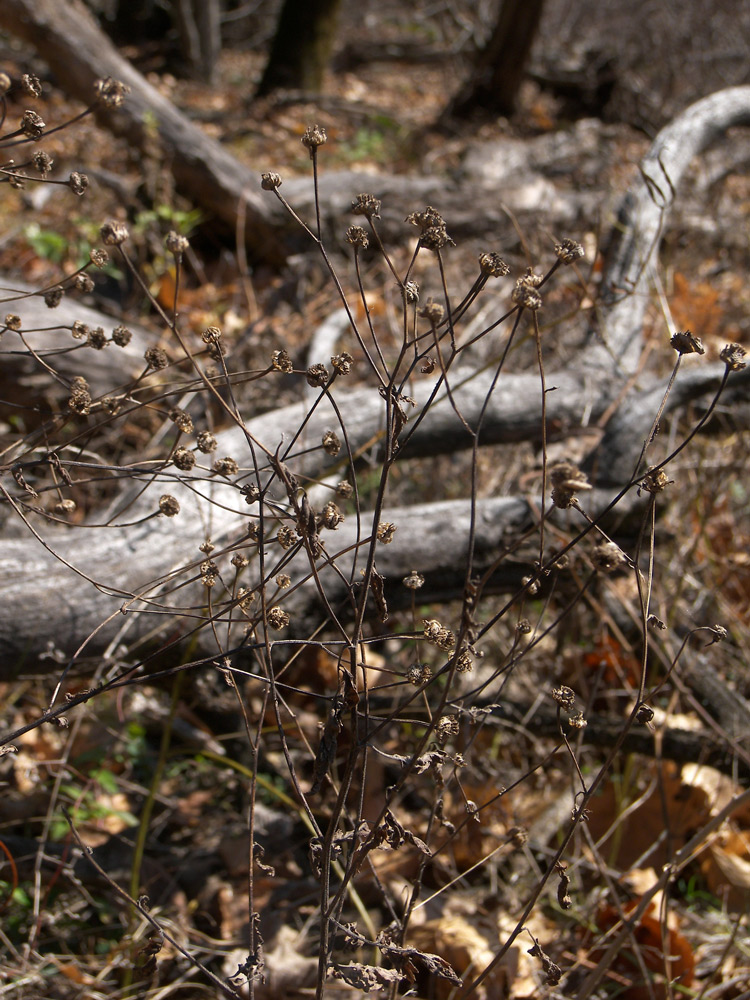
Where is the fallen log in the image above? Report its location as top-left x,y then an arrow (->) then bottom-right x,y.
1,88 -> 749,672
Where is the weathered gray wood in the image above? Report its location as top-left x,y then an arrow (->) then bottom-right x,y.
1,87 -> 749,670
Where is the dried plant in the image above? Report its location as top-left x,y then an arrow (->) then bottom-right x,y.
1,72 -> 749,1000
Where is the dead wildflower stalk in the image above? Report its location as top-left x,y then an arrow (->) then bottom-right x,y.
0,78 -> 748,1000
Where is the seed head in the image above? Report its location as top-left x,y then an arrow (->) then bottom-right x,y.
479,251 -> 510,277
345,225 -> 369,248
55,498 -> 77,515
435,715 -> 459,746
422,618 -> 455,650
5,314 -> 21,331
641,465 -> 670,493
322,430 -> 341,456
68,386 -> 92,415
100,220 -> 129,246
636,704 -> 654,725
260,171 -> 282,190
593,540 -> 627,572
301,124 -> 327,155
22,73 -> 42,97
87,326 -> 107,350
455,649 -> 474,673
720,342 -> 746,371
271,349 -> 293,373
69,172 -> 89,196
336,480 -> 353,499
550,462 -> 590,508
377,521 -> 397,544
196,431 -> 217,453
202,325 -> 222,344
331,352 -> 353,375
554,238 -> 585,264
75,274 -> 95,294
408,663 -> 432,685
159,494 -> 180,517
402,280 -> 420,303
670,329 -> 704,355
320,500 -> 344,529
166,231 -> 189,256
276,574 -> 291,589
512,270 -> 543,310
33,151 -> 53,176
306,363 -> 329,387
267,607 -> 290,630
173,447 -> 196,471
213,456 -> 239,476
236,586 -> 254,611
44,287 -> 64,308
145,346 -> 168,370
170,408 -> 194,433
0,73 -> 11,96
277,526 -> 296,549
241,483 -> 261,503
419,298 -> 444,325
112,325 -> 132,347
200,560 -> 218,587
90,248 -> 109,268
552,685 -> 575,710
21,110 -> 45,137
351,193 -> 381,220
402,570 -> 425,590
94,77 -> 130,108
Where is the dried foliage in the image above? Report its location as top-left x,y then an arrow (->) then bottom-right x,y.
1,62 -> 750,1000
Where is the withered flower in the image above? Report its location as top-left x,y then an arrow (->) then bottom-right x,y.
301,124 -> 327,154
554,238 -> 585,264
550,462 -> 591,509
159,494 -> 180,517
260,171 -> 282,190
345,225 -> 369,248
173,447 -> 196,471
170,408 -> 194,433
21,110 -> 45,137
68,172 -> 89,196
267,607 -> 290,630
145,346 -> 168,370
213,456 -> 239,476
196,431 -> 217,453
479,251 -> 510,277
94,77 -> 130,108
351,193 -> 381,220
322,430 -> 341,456
306,363 -> 329,387
670,329 -> 704,355
271,349 -> 293,373
100,220 -> 129,245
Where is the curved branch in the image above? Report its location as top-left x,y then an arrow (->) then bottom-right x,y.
1,88 -> 749,668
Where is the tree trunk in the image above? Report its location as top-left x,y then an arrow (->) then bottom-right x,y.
446,0 -> 545,120
256,0 -> 343,97
173,0 -> 221,84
